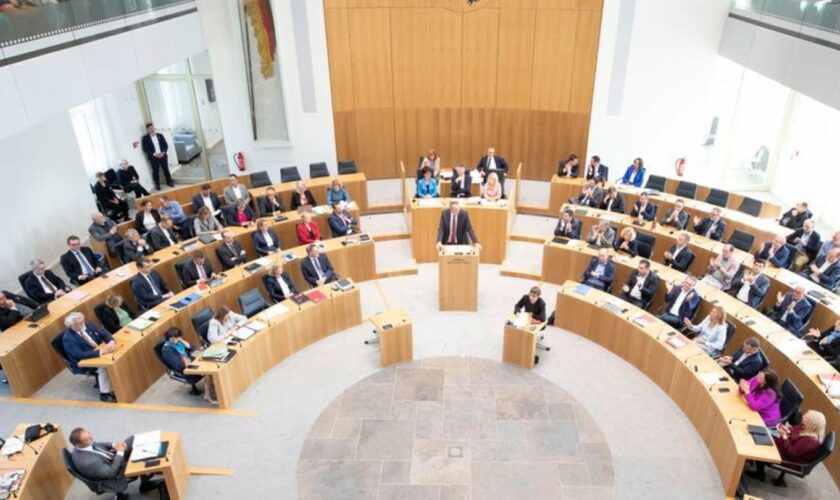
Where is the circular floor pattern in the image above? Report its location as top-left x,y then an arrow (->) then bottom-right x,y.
297,356 -> 614,500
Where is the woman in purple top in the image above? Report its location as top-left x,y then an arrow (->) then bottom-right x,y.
739,369 -> 782,427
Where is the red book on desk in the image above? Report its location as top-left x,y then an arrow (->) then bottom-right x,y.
665,333 -> 690,350
306,290 -> 327,303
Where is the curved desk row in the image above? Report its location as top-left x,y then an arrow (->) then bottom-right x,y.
247,172 -> 368,213
135,177 -> 252,216
553,282 -> 781,496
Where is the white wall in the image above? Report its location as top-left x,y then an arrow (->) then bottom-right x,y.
194,0 -> 337,180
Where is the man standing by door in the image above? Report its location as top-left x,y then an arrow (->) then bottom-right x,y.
141,123 -> 174,190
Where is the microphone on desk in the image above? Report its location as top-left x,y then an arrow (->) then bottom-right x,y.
14,435 -> 39,455
708,382 -> 726,393
728,417 -> 746,425
825,374 -> 839,396
684,352 -> 705,365
765,331 -> 790,341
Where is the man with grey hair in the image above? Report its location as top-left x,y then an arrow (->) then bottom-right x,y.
702,244 -> 741,291
767,285 -> 812,336
61,312 -> 117,402
122,229 -> 153,263
23,259 -> 69,304
88,211 -> 123,252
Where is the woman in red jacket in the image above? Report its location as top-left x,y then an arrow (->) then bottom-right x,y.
296,212 -> 321,245
746,409 -> 826,484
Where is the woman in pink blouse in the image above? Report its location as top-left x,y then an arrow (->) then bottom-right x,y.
739,369 -> 781,427
482,172 -> 503,202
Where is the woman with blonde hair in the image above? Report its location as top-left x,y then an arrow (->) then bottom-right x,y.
326,178 -> 352,205
613,227 -> 638,256
684,305 -> 727,357
100,293 -> 135,333
194,206 -> 222,235
747,410 -> 827,484
482,172 -> 503,202
420,149 -> 441,178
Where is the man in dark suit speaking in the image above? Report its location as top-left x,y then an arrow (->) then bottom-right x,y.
435,200 -> 482,252
141,122 -> 174,190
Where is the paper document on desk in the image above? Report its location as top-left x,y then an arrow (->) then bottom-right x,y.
418,199 -> 439,207
777,338 -> 808,358
0,438 -> 23,456
65,290 -> 88,300
255,257 -> 273,267
232,328 -> 256,341
131,430 -> 163,461
699,373 -> 720,387
262,304 -> 289,320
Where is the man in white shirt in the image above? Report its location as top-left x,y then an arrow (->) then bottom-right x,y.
141,123 -> 173,190
730,259 -> 769,308
658,275 -> 699,328
224,174 -> 251,205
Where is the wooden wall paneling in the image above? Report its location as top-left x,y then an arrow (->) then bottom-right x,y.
354,108 -> 398,178
428,9 -> 463,108
347,8 -> 394,109
496,8 -> 536,110
526,111 -> 571,180
324,8 -> 354,112
462,9 -> 499,108
346,0 -> 389,7
537,0 -> 578,9
463,107 -> 497,166
391,0 -> 436,7
333,111 -> 358,162
578,0 -> 605,11
569,9 -> 602,114
390,9 -> 429,109
394,108 -> 436,170
499,0 -> 537,8
324,0 -> 347,8
493,109 -> 530,171
530,9 -> 578,111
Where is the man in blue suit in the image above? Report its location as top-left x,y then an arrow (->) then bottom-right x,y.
755,235 -> 790,268
719,337 -> 764,382
767,286 -> 812,336
693,207 -> 727,241
581,248 -> 615,291
327,202 -> 358,238
130,257 -> 174,311
801,248 -> 840,291
301,244 -> 338,287
61,312 -> 117,402
729,260 -> 770,309
584,155 -> 609,183
630,192 -> 656,221
658,275 -> 701,329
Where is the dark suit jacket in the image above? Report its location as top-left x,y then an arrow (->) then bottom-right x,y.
557,162 -> 578,178
262,272 -> 298,302
122,239 -> 153,263
61,322 -> 113,373
631,201 -> 656,221
116,165 -> 141,185
0,291 -> 38,330
694,217 -> 727,241
161,341 -> 195,374
554,219 -> 581,239
475,155 -> 509,181
130,271 -> 171,311
807,255 -> 840,290
301,254 -> 337,286
252,229 -> 281,256
290,190 -> 317,211
70,442 -> 128,492
581,257 -> 616,291
328,212 -> 357,238
192,192 -> 222,212
769,294 -> 812,334
181,260 -> 216,288
725,349 -> 764,381
141,132 -> 168,159
216,241 -> 248,270
661,208 -> 689,229
663,286 -> 701,322
436,210 -> 479,245
584,164 -> 609,182
514,295 -> 547,321
664,245 -> 694,272
786,229 -> 821,262
450,173 -> 472,198
599,193 -> 625,213
260,196 -> 286,217
729,271 -> 770,309
622,270 -> 660,305
94,182 -> 120,207
613,237 -> 638,257
60,247 -> 101,282
147,225 -> 179,251
100,305 -> 135,334
224,205 -> 256,226
780,208 -> 811,230
134,209 -> 161,234
756,243 -> 790,268
23,270 -> 68,304
572,191 -> 601,208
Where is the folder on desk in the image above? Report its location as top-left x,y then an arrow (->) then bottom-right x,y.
807,290 -> 826,301
306,290 -> 327,303
336,279 -> 354,292
552,237 -> 570,245
66,290 -> 88,300
168,293 -> 201,311
665,335 -> 689,349
282,252 -> 296,262
290,293 -> 309,305
0,469 -> 24,494
572,284 -> 592,296
359,234 -> 371,243
202,345 -> 229,360
198,234 -> 218,245
243,262 -> 262,273
273,215 -> 288,222
130,430 -> 167,462
180,241 -> 199,252
127,317 -> 155,331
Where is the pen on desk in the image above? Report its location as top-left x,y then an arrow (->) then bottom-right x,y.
727,417 -> 746,425
684,352 -> 705,365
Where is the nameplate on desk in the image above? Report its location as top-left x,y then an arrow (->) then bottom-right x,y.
358,234 -> 371,243
273,215 -> 289,223
552,237 -> 570,245
282,252 -> 296,263
180,242 -> 199,252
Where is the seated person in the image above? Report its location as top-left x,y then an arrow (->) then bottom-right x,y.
570,180 -> 601,208
207,306 -> 246,344
584,155 -> 608,182
702,244 -> 741,291
599,186 -> 625,213
416,167 -> 439,198
192,183 -> 223,217
60,235 -> 106,285
693,207 -> 726,241
557,153 -> 579,178
0,290 -> 36,331
263,262 -> 298,303
663,233 -> 694,272
68,427 -> 163,495
147,215 -> 179,251
93,172 -> 129,222
800,247 -> 840,291
158,195 -> 188,237
301,244 -> 338,287
816,231 -> 840,263
619,158 -> 645,187
553,208 -> 581,239
803,319 -> 840,359
586,219 -> 615,248
326,179 -> 353,206
729,260 -> 770,309
116,159 -> 151,197
661,198 -> 689,229
739,369 -> 782,428
613,227 -> 638,256
61,312 -> 117,402
181,251 -> 218,287
296,212 -> 322,245
216,230 -> 248,270
99,293 -> 134,334
581,248 -> 615,291
327,201 -> 358,238
683,305 -> 727,358
450,165 -> 472,198
224,199 -> 256,227
420,149 -> 441,178
787,219 -> 821,271
88,212 -> 123,255
161,327 -> 215,404
630,192 -> 656,221
657,276 -> 700,329
253,220 -> 282,256
514,286 -> 547,324
260,186 -> 286,216
482,172 -> 503,202
134,200 -> 161,235
755,235 -> 790,268
224,174 -> 251,205
767,286 -> 812,336
779,202 -> 812,230
291,181 -> 317,210
719,337 -> 764,382
129,257 -> 174,311
746,410 -> 826,484
193,206 -> 223,236
475,147 -> 508,187
620,259 -> 660,308
121,229 -> 153,263
24,259 -> 69,303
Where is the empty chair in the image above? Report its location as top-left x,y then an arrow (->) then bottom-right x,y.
112,240 -> 129,265
675,181 -> 697,199
280,166 -> 302,183
250,170 -> 272,188
644,175 -> 666,192
174,259 -> 191,289
182,215 -> 197,240
778,379 -> 804,424
239,288 -> 269,317
338,159 -> 357,175
766,431 -> 835,487
153,339 -> 200,395
728,229 -> 755,252
190,307 -> 215,347
635,232 -> 656,259
17,271 -> 37,302
705,188 -> 730,208
309,162 -> 330,178
737,196 -> 763,217
63,448 -> 127,498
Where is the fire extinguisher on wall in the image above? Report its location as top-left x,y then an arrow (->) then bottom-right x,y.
233,152 -> 247,172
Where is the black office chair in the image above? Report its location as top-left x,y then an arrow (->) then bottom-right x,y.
181,215 -> 197,240
714,320 -> 737,360
644,175 -> 666,193
635,232 -> 656,260
239,289 -> 269,317
250,171 -> 272,188
338,159 -> 357,175
280,166 -> 302,183
778,379 -> 804,424
103,168 -> 122,189
309,162 -> 330,178
17,271 -> 38,302
174,259 -> 191,289
92,302 -> 110,331
767,431 -> 835,487
675,181 -> 697,199
728,229 -> 755,252
705,188 -> 730,208
50,334 -> 98,386
63,448 -> 127,497
737,197 -> 763,217
153,339 -> 201,395
676,251 -> 695,273
113,240 -> 129,265
190,307 -> 214,347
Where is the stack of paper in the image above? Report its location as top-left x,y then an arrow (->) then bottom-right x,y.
0,438 -> 23,456
131,430 -> 162,461
262,304 -> 289,319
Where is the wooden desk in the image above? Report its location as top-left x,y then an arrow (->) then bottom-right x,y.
184,283 -> 362,408
370,310 -> 413,367
438,178 -> 481,198
554,283 -> 780,496
502,316 -> 541,369
135,177 -> 252,218
79,238 -> 375,404
0,424 -> 72,500
248,173 -> 368,212
438,245 -> 479,311
125,432 -> 190,500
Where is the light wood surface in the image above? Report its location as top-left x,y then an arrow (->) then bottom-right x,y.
438,246 -> 479,311
554,283 -> 780,496
0,424 -> 72,500
247,173 -> 368,212
125,431 -> 189,500
502,317 -> 539,369
370,310 -> 413,367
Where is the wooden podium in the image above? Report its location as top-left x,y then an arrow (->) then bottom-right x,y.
502,316 -> 541,369
370,310 -> 413,367
125,432 -> 190,500
438,245 -> 479,311
0,424 -> 73,500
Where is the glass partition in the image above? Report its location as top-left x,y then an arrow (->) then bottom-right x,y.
731,0 -> 840,35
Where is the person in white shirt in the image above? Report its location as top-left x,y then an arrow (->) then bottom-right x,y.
206,306 -> 247,344
684,305 -> 728,357
224,174 -> 251,205
703,244 -> 741,290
